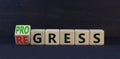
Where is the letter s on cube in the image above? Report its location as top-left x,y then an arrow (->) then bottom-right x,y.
90,29 -> 104,45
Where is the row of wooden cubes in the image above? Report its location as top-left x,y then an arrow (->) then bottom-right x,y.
15,29 -> 104,45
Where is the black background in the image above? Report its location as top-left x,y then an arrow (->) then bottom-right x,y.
0,0 -> 120,59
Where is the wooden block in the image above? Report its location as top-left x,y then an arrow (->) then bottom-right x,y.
90,29 -> 104,45
60,29 -> 74,45
15,35 -> 29,45
45,29 -> 59,45
30,29 -> 45,45
75,29 -> 89,45
15,25 -> 31,45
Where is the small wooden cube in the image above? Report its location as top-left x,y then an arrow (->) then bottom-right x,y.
30,29 -> 45,45
45,29 -> 59,45
15,35 -> 29,45
15,25 -> 31,45
90,29 -> 104,45
60,29 -> 74,45
75,29 -> 89,45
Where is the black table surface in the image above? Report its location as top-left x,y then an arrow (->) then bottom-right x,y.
0,0 -> 120,59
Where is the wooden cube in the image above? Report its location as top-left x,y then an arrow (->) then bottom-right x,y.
30,29 -> 45,45
45,29 -> 59,45
60,29 -> 74,45
75,29 -> 89,45
90,29 -> 104,45
15,35 -> 29,45
15,25 -> 31,45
